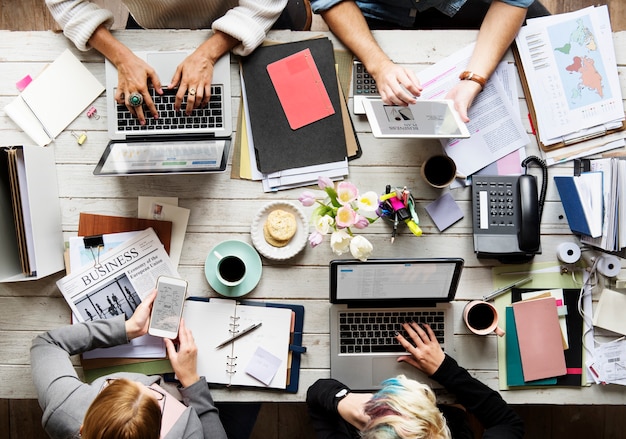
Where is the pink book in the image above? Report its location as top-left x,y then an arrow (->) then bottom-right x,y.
512,297 -> 567,382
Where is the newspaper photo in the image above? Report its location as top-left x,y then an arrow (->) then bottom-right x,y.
57,227 -> 178,323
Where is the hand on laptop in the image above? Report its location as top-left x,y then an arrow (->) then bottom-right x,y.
169,32 -> 238,116
113,51 -> 163,125
395,322 -> 445,376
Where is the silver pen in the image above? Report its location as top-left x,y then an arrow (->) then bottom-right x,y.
215,322 -> 262,349
482,277 -> 532,302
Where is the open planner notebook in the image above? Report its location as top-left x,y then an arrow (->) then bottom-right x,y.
183,298 -> 301,390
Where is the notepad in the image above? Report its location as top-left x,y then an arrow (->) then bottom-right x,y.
4,49 -> 104,146
183,298 -> 293,388
513,297 -> 567,382
267,48 -> 335,130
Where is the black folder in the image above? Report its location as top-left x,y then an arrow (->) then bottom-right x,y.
241,38 -> 347,174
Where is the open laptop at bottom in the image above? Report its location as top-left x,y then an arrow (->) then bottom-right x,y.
329,258 -> 464,390
94,50 -> 233,176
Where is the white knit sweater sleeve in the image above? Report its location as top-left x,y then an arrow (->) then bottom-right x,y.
46,0 -> 114,51
212,0 -> 287,56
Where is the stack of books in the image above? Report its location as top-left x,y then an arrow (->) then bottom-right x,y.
504,288 -> 583,388
555,157 -> 626,252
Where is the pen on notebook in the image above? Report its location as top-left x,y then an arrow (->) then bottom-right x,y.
482,277 -> 532,302
215,322 -> 262,349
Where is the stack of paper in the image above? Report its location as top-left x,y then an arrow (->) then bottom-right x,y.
514,5 -> 625,163
577,158 -> 626,252
238,38 -> 350,192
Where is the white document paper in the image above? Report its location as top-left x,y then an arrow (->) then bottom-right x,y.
137,197 -> 188,269
417,44 -> 529,178
515,6 -> 624,145
4,49 -> 104,146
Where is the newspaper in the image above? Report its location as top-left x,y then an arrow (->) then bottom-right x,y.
57,227 -> 178,323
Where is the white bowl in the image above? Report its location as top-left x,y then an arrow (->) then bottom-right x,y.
251,201 -> 309,260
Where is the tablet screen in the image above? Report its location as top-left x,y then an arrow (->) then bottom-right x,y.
363,99 -> 470,139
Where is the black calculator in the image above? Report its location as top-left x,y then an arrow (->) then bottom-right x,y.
352,60 -> 380,114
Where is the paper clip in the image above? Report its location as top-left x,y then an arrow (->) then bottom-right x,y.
83,236 -> 104,268
86,106 -> 100,119
71,131 -> 87,145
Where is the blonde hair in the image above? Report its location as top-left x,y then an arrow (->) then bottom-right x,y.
82,378 -> 161,439
361,375 -> 451,439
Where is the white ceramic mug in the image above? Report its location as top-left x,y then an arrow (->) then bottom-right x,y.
463,300 -> 505,337
214,251 -> 247,287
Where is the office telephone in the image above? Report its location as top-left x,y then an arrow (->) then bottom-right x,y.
471,157 -> 547,263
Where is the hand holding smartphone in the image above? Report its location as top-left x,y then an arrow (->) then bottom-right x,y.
148,276 -> 188,339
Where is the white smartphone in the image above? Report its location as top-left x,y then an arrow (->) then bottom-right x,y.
148,276 -> 188,339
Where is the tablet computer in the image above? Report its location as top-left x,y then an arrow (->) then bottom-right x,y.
363,99 -> 470,139
93,138 -> 230,176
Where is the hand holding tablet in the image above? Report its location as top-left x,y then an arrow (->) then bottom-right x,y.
363,98 -> 470,139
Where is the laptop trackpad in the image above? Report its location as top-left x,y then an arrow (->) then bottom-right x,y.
147,52 -> 188,84
372,358 -> 428,387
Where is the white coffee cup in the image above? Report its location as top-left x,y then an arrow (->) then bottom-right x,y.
463,300 -> 505,337
214,251 -> 247,287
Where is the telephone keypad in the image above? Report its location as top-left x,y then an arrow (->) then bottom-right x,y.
473,179 -> 517,229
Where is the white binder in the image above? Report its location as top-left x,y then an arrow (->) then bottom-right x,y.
0,145 -> 65,282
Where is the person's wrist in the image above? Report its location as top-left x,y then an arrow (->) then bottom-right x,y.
178,373 -> 201,388
125,319 -> 144,340
459,71 -> 486,90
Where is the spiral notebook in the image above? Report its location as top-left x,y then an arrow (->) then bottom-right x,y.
182,297 -> 303,390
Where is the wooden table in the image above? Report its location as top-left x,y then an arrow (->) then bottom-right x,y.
0,29 -> 625,404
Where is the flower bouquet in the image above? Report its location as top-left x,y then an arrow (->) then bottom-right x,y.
298,177 -> 379,261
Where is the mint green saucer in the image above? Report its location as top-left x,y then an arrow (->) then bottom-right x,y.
205,240 -> 262,298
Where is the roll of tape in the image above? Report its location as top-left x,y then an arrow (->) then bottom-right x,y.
557,242 -> 581,264
596,255 -> 621,278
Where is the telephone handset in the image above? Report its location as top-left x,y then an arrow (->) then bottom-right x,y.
472,156 -> 547,263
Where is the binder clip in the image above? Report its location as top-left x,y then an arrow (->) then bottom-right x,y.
83,235 -> 104,268
86,106 -> 100,119
71,131 -> 87,145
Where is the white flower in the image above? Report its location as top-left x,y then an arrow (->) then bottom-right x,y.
330,230 -> 352,255
349,235 -> 373,261
316,214 -> 335,235
356,191 -> 379,213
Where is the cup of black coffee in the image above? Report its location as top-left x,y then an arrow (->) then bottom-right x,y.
420,155 -> 459,188
214,251 -> 247,287
463,300 -> 504,336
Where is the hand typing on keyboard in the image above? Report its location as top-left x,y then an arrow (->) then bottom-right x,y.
169,33 -> 239,116
395,322 -> 446,376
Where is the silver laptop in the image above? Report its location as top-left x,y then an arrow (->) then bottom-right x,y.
329,258 -> 464,390
95,50 -> 232,175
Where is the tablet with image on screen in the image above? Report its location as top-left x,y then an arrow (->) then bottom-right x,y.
363,98 -> 470,139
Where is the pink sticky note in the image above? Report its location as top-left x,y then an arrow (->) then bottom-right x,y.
16,75 -> 33,92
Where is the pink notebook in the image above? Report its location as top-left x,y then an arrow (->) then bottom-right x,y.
512,297 -> 567,382
266,48 -> 335,130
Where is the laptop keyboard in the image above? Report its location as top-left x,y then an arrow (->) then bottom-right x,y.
115,86 -> 225,132
339,310 -> 445,354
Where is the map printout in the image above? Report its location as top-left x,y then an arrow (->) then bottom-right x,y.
515,6 -> 624,145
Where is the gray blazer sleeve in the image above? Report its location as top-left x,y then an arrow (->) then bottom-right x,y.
178,377 -> 228,439
30,316 -> 129,437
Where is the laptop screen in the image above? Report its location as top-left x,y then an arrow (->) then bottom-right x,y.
330,258 -> 463,305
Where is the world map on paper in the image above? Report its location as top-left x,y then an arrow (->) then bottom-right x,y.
548,16 -> 611,110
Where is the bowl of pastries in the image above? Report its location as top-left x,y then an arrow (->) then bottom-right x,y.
251,201 -> 309,260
